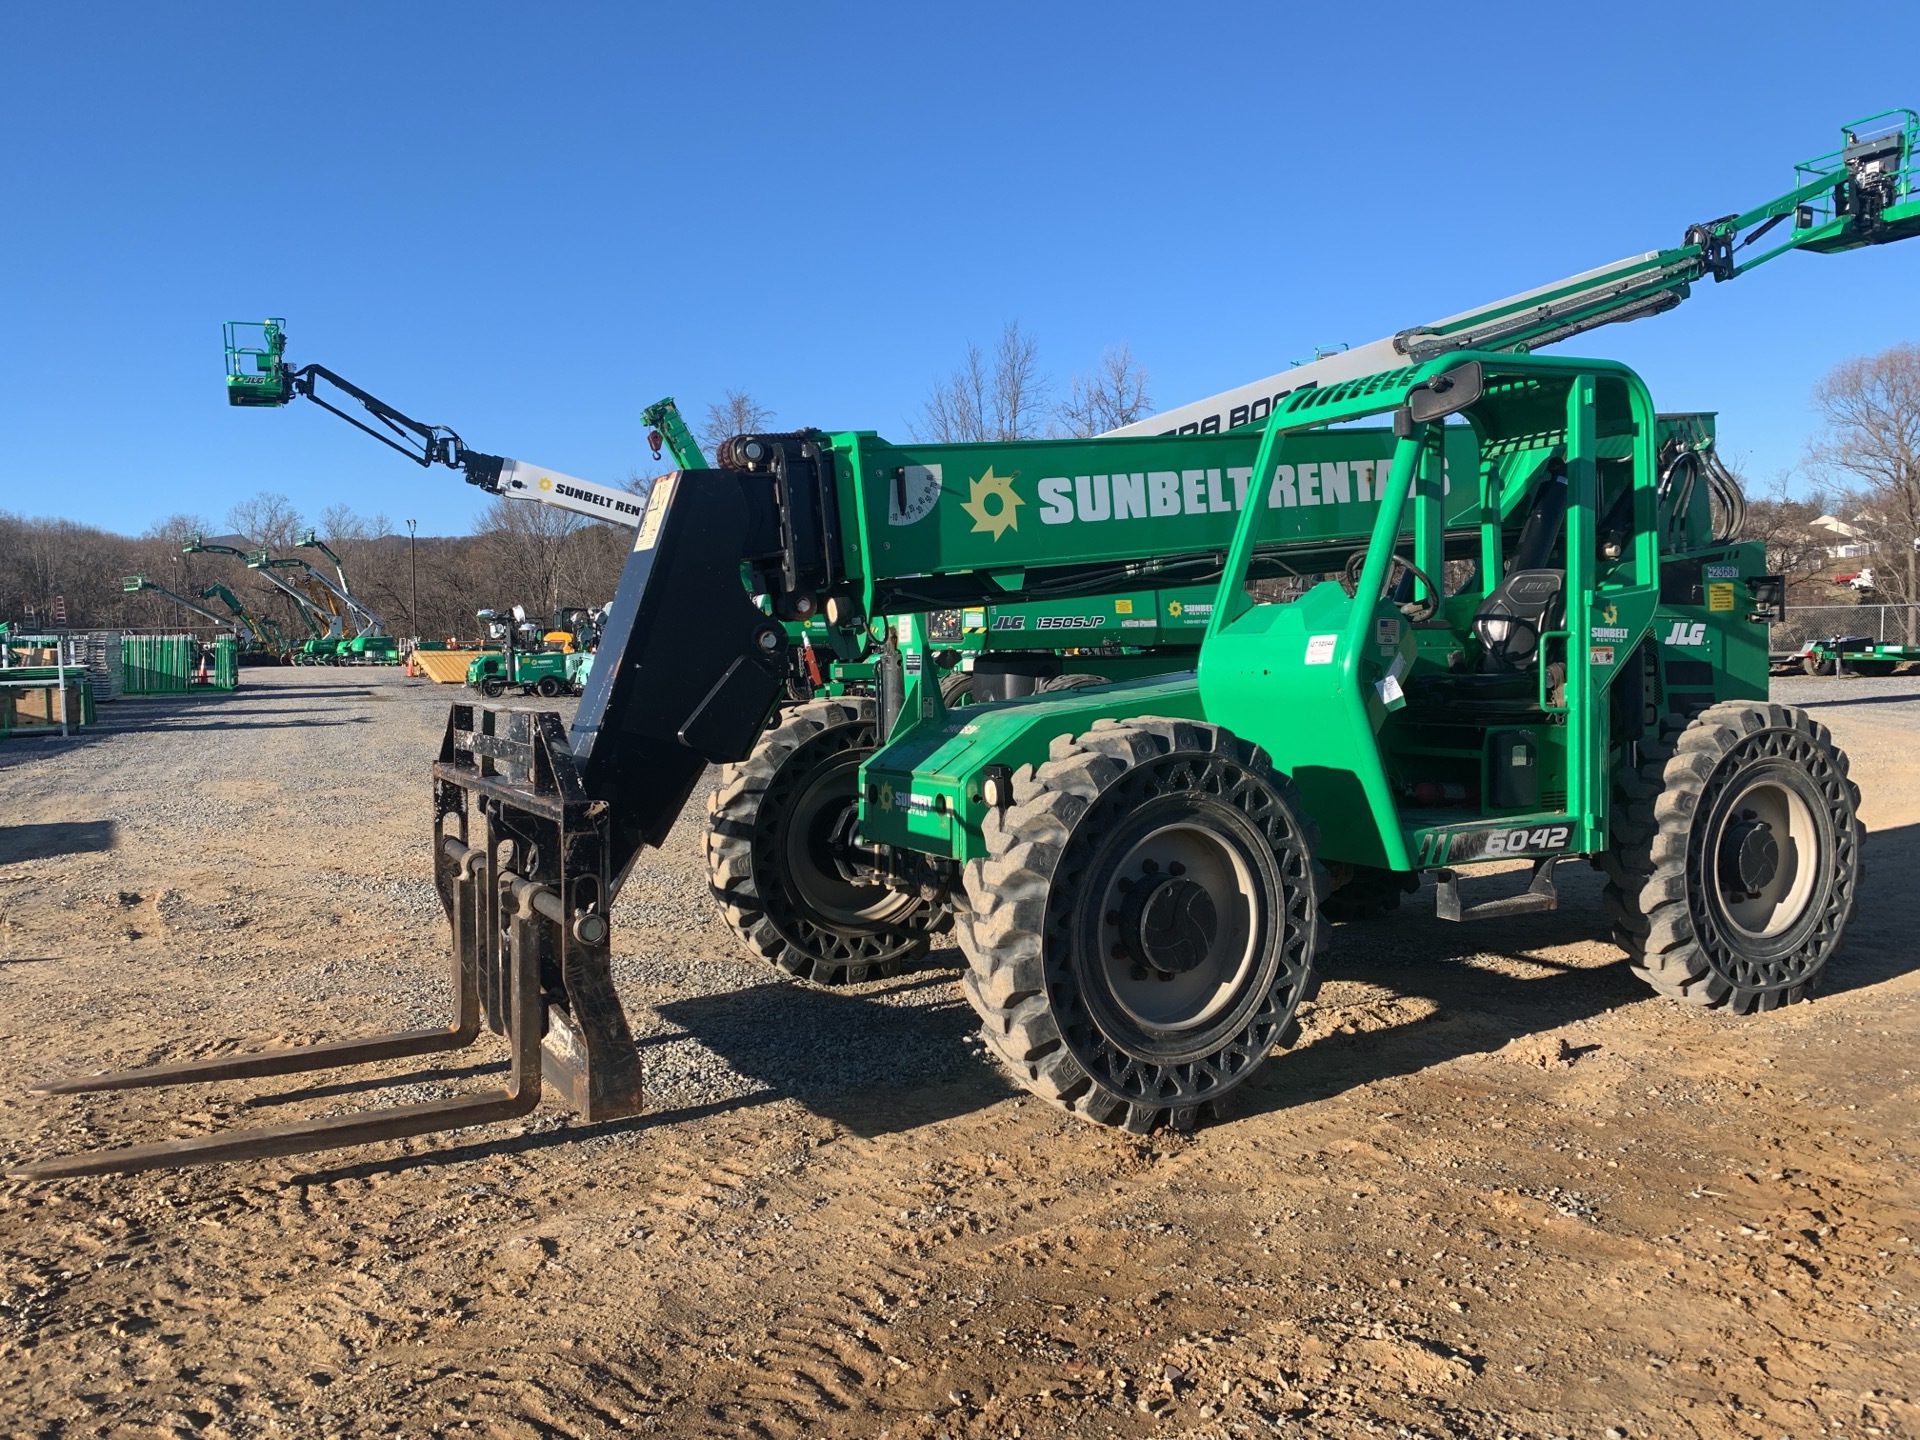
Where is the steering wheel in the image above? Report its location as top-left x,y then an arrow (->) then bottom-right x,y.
1339,549 -> 1443,624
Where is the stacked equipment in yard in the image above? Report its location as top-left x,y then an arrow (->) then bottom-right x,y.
120,635 -> 239,694
0,630 -> 96,737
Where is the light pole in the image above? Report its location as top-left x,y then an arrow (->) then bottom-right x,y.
405,518 -> 419,641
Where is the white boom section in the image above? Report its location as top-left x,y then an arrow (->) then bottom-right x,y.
1103,250 -> 1681,438
493,458 -> 644,527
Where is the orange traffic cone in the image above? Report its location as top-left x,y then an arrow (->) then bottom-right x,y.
195,652 -> 211,686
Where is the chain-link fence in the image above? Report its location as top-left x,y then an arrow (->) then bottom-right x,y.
1770,603 -> 1920,651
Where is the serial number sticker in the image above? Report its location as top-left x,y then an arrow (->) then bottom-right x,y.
633,474 -> 674,551
1305,634 -> 1338,665
1704,564 -> 1741,579
1590,645 -> 1615,666
1707,581 -> 1736,612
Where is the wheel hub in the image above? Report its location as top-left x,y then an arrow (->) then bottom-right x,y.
1119,871 -> 1217,975
1719,815 -> 1779,895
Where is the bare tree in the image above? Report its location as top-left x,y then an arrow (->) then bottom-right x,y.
319,504 -> 373,543
1807,343 -> 1920,640
916,321 -> 1051,443
226,491 -> 304,551
701,389 -> 774,457
1057,343 -> 1153,437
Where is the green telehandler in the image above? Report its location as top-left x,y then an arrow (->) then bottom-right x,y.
19,110 -> 1916,1177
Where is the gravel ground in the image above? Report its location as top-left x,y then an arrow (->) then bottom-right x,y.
0,664 -> 1915,1439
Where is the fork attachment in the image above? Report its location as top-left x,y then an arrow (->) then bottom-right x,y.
12,704 -> 642,1179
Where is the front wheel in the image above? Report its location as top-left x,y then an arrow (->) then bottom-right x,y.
707,697 -> 950,985
1604,701 -> 1862,1012
479,676 -> 506,698
958,717 -> 1323,1134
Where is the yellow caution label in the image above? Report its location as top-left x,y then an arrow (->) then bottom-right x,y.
1707,581 -> 1736,613
1114,598 -> 1133,614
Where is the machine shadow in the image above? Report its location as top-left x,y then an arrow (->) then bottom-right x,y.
1823,820 -> 1920,996
0,819 -> 118,864
1250,827 -> 1920,1115
285,829 -> 1918,1180
285,969 -> 1007,1184
648,969 -> 1011,1138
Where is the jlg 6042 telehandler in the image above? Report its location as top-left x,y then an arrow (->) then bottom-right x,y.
18,111 -> 1917,1176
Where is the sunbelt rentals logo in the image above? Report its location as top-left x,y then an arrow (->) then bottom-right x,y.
961,467 -> 1023,539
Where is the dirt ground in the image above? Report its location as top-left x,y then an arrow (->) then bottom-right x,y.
0,668 -> 1915,1440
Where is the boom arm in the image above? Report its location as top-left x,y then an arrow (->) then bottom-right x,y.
1113,110 -> 1920,437
223,323 -> 648,526
122,575 -> 246,636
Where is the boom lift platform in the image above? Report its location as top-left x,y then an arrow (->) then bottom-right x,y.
18,112 -> 1912,1177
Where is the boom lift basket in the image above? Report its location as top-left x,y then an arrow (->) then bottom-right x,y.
223,318 -> 291,407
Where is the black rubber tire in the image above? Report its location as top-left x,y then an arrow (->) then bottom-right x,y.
1321,863 -> 1418,923
535,675 -> 563,698
956,717 -> 1324,1134
940,672 -> 976,707
1037,672 -> 1111,692
1603,701 -> 1862,1013
479,677 -> 506,699
1801,654 -> 1836,677
706,697 -> 950,985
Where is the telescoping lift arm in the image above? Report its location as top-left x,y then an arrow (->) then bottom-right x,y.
223,323 -> 650,527
1114,109 -> 1920,437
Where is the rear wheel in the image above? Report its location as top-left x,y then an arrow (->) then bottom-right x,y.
1604,701 -> 1862,1012
479,676 -> 506,699
707,697 -> 950,985
939,671 -> 976,707
535,675 -> 562,698
958,717 -> 1322,1133
1801,653 -> 1836,676
1037,672 -> 1111,692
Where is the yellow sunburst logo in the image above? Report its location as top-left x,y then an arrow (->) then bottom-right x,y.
538,477 -> 553,490
1167,600 -> 1183,617
960,467 -> 1023,540
878,783 -> 895,813
1601,602 -> 1617,624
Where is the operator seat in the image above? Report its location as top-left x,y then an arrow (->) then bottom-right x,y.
1409,457 -> 1569,713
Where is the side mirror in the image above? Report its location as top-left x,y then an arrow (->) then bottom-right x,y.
1405,360 -> 1485,425
511,605 -> 528,624
475,608 -> 496,620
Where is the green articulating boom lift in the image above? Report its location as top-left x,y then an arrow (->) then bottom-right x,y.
245,554 -> 348,662
199,584 -> 290,660
293,530 -> 397,663
19,110 -> 1916,1177
121,575 -> 255,644
184,533 -> 328,661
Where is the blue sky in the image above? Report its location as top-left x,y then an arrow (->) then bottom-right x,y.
4,3 -> 1918,537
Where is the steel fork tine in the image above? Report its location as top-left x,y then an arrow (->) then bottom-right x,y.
11,841 -> 522,1180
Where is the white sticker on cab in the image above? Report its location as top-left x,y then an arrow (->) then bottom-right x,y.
1305,634 -> 1338,665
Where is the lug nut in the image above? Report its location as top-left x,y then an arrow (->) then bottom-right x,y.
1130,965 -> 1149,982
1168,861 -> 1186,877
1141,859 -> 1159,874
